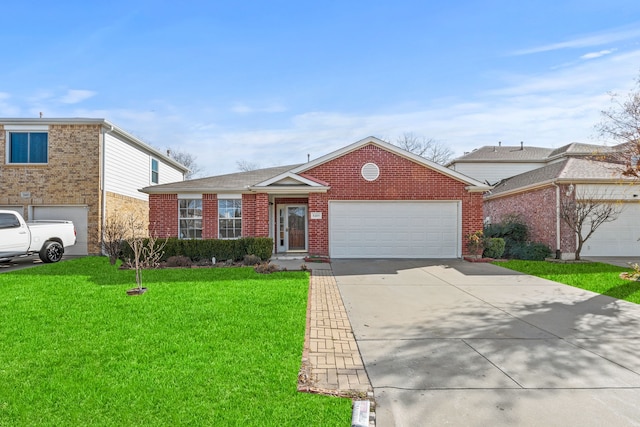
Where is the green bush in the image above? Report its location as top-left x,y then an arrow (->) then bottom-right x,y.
483,237 -> 505,259
509,242 -> 552,261
120,237 -> 273,263
484,214 -> 552,260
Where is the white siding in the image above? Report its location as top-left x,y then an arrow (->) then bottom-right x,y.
450,162 -> 542,185
104,134 -> 184,200
576,184 -> 640,201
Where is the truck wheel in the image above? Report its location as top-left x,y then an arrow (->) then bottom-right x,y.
39,241 -> 64,263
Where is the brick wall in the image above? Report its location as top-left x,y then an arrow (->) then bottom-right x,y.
0,124 -> 103,253
105,191 -> 149,237
145,144 -> 485,256
484,185 -> 576,255
305,144 -> 484,256
202,194 -> 218,239
149,194 -> 178,237
242,194 -> 256,236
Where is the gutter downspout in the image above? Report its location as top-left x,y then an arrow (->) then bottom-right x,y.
100,125 -> 112,255
551,182 -> 561,259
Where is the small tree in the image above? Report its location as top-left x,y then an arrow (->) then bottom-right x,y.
122,210 -> 166,291
236,160 -> 261,172
596,73 -> 640,179
167,148 -> 203,179
102,212 -> 127,265
392,132 -> 454,164
559,188 -> 624,260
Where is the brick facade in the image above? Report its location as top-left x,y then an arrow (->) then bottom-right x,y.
305,144 -> 484,256
484,184 -> 577,256
149,194 -> 178,237
146,142 -> 485,257
0,124 -> 103,253
202,194 -> 218,239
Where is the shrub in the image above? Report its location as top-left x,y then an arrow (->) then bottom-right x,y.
165,255 -> 192,267
243,254 -> 262,266
120,237 -> 273,263
483,237 -> 505,259
254,262 -> 280,274
485,214 -> 530,258
509,242 -> 552,261
466,230 -> 485,256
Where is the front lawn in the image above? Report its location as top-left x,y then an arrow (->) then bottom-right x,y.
0,257 -> 350,426
494,260 -> 640,304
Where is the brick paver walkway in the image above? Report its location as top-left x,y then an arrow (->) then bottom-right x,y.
298,269 -> 372,396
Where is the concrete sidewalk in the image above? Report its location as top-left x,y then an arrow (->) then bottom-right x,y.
333,258 -> 640,427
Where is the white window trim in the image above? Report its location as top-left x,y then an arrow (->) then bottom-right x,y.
178,198 -> 203,239
151,158 -> 159,184
5,129 -> 50,164
218,197 -> 242,239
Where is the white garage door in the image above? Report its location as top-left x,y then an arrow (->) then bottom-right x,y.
582,203 -> 640,257
329,201 -> 460,258
32,206 -> 88,255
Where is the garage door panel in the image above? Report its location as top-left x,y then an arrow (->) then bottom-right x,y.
582,204 -> 640,256
329,201 -> 460,258
32,206 -> 88,256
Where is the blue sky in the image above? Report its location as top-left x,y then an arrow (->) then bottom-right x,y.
2,1 -> 640,176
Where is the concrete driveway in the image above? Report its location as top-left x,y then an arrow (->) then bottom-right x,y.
332,259 -> 640,427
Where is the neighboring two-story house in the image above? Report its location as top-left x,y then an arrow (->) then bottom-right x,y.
0,118 -> 189,255
448,142 -> 640,258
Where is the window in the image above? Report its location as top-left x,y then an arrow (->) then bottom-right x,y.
178,199 -> 202,239
218,199 -> 242,239
8,132 -> 48,163
151,159 -> 159,184
0,213 -> 20,229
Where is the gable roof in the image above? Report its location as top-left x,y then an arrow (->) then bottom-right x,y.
448,145 -> 554,164
256,136 -> 490,192
486,157 -> 631,199
449,142 -> 615,166
142,136 -> 492,195
141,164 -> 301,193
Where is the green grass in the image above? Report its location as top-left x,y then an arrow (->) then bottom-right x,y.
0,257 -> 350,426
494,260 -> 640,304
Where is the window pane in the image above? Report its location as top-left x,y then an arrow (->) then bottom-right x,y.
218,199 -> 242,239
178,199 -> 202,239
30,133 -> 48,163
9,133 -> 28,163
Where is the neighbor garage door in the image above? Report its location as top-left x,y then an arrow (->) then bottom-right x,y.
329,201 -> 460,258
32,206 -> 88,255
582,203 -> 640,257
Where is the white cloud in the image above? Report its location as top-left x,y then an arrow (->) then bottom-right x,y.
59,89 -> 96,104
581,49 -> 616,60
231,102 -> 287,114
513,25 -> 640,55
0,92 -> 20,116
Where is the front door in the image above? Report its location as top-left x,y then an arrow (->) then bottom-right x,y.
277,205 -> 307,252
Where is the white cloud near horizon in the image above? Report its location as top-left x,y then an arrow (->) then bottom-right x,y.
513,25 -> 640,55
59,89 -> 97,104
231,102 -> 287,114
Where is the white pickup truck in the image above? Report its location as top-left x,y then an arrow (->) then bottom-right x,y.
0,210 -> 76,263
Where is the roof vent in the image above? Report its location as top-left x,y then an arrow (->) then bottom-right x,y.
361,163 -> 380,181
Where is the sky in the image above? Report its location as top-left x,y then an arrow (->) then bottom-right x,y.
2,1 -> 640,176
